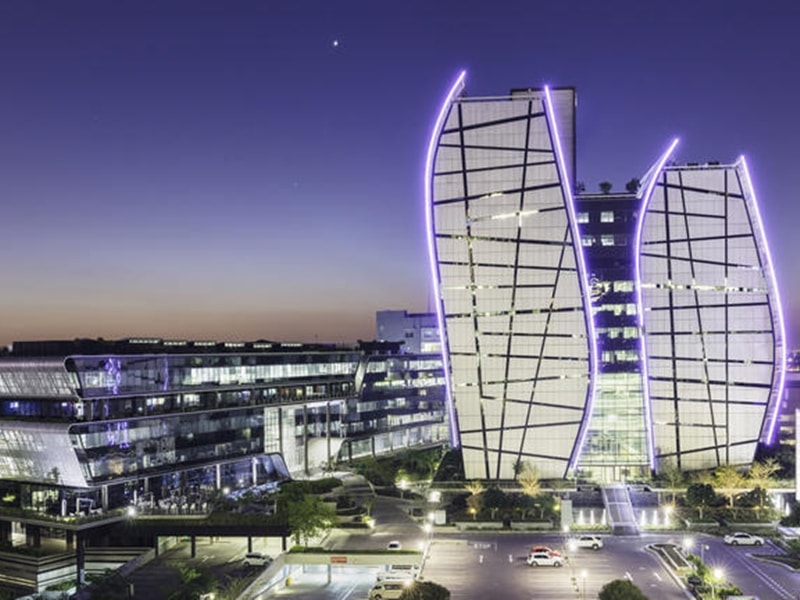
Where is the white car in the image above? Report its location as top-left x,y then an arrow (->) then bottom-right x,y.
369,581 -> 411,599
723,532 -> 764,546
242,552 -> 272,567
527,551 -> 564,567
574,535 -> 603,550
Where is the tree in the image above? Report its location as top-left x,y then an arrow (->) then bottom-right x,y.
513,493 -> 537,520
482,486 -> 508,520
658,460 -> 684,503
598,578 -> 649,600
465,480 -> 484,519
686,483 -> 716,520
280,492 -> 336,546
399,580 -> 450,600
599,181 -> 613,194
518,464 -> 541,499
714,465 -> 745,508
624,178 -> 641,193
166,564 -> 216,600
748,458 -> 780,494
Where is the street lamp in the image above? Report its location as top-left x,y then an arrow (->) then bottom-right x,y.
682,536 -> 694,554
711,567 -> 724,600
423,521 -> 433,550
664,504 -> 674,527
398,478 -> 409,500
580,570 -> 587,600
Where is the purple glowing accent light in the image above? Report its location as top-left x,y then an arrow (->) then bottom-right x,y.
738,156 -> 787,445
543,86 -> 599,474
633,138 -> 680,469
104,357 -> 122,396
424,70 -> 467,448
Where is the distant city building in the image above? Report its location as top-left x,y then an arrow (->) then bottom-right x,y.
425,72 -> 786,481
376,310 -> 441,354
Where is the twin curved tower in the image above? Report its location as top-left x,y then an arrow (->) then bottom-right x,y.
424,72 -> 786,481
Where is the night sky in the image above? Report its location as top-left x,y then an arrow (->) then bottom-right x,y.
1,1 -> 798,348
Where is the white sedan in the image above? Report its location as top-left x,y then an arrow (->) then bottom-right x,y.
723,532 -> 764,546
527,552 -> 564,567
574,535 -> 604,550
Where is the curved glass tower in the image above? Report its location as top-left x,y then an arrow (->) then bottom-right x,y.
639,158 -> 786,471
425,73 -> 786,481
425,75 -> 595,480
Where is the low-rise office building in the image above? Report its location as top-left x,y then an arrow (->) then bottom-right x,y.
0,336 -> 446,549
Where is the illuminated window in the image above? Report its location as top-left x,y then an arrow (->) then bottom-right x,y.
623,327 -> 639,339
577,212 -> 589,223
582,235 -> 595,246
601,234 -> 615,246
601,211 -> 614,223
613,281 -> 634,292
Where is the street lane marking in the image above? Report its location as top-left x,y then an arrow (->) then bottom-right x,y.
653,571 -> 662,581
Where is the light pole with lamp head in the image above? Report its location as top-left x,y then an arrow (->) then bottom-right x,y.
711,567 -> 723,600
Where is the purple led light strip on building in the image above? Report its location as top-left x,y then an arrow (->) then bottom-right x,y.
543,87 -> 599,474
634,138 -> 679,470
738,156 -> 787,445
424,70 -> 466,448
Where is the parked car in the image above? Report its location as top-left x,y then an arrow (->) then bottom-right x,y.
723,532 -> 764,546
386,540 -> 402,550
369,581 -> 411,599
529,545 -> 561,556
527,552 -> 564,567
574,535 -> 603,550
242,552 -> 272,567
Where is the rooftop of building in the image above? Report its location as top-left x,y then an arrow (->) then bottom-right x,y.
2,337 -> 406,358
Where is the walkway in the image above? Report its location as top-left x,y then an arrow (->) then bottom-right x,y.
601,484 -> 639,535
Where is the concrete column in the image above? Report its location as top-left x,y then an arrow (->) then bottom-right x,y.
75,532 -> 86,592
303,405 -> 309,475
216,464 -> 221,489
247,536 -> 253,553
26,524 -> 41,548
66,530 -> 74,551
0,520 -> 11,545
190,535 -> 196,558
101,485 -> 109,511
326,402 -> 332,470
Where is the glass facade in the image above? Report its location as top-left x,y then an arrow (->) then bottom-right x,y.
0,338 -> 448,513
426,75 -> 785,482
427,79 -> 594,480
640,161 -> 786,471
576,195 -> 649,482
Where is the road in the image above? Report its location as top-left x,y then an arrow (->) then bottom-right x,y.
686,533 -> 800,600
127,478 -> 800,600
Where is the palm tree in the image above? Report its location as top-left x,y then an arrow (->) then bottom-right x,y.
599,181 -> 613,194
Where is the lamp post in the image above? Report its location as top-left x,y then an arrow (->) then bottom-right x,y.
580,569 -> 587,600
398,478 -> 408,500
682,536 -> 694,554
423,521 -> 433,556
711,567 -> 723,600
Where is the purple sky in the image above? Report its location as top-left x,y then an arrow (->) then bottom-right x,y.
1,0 -> 798,347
